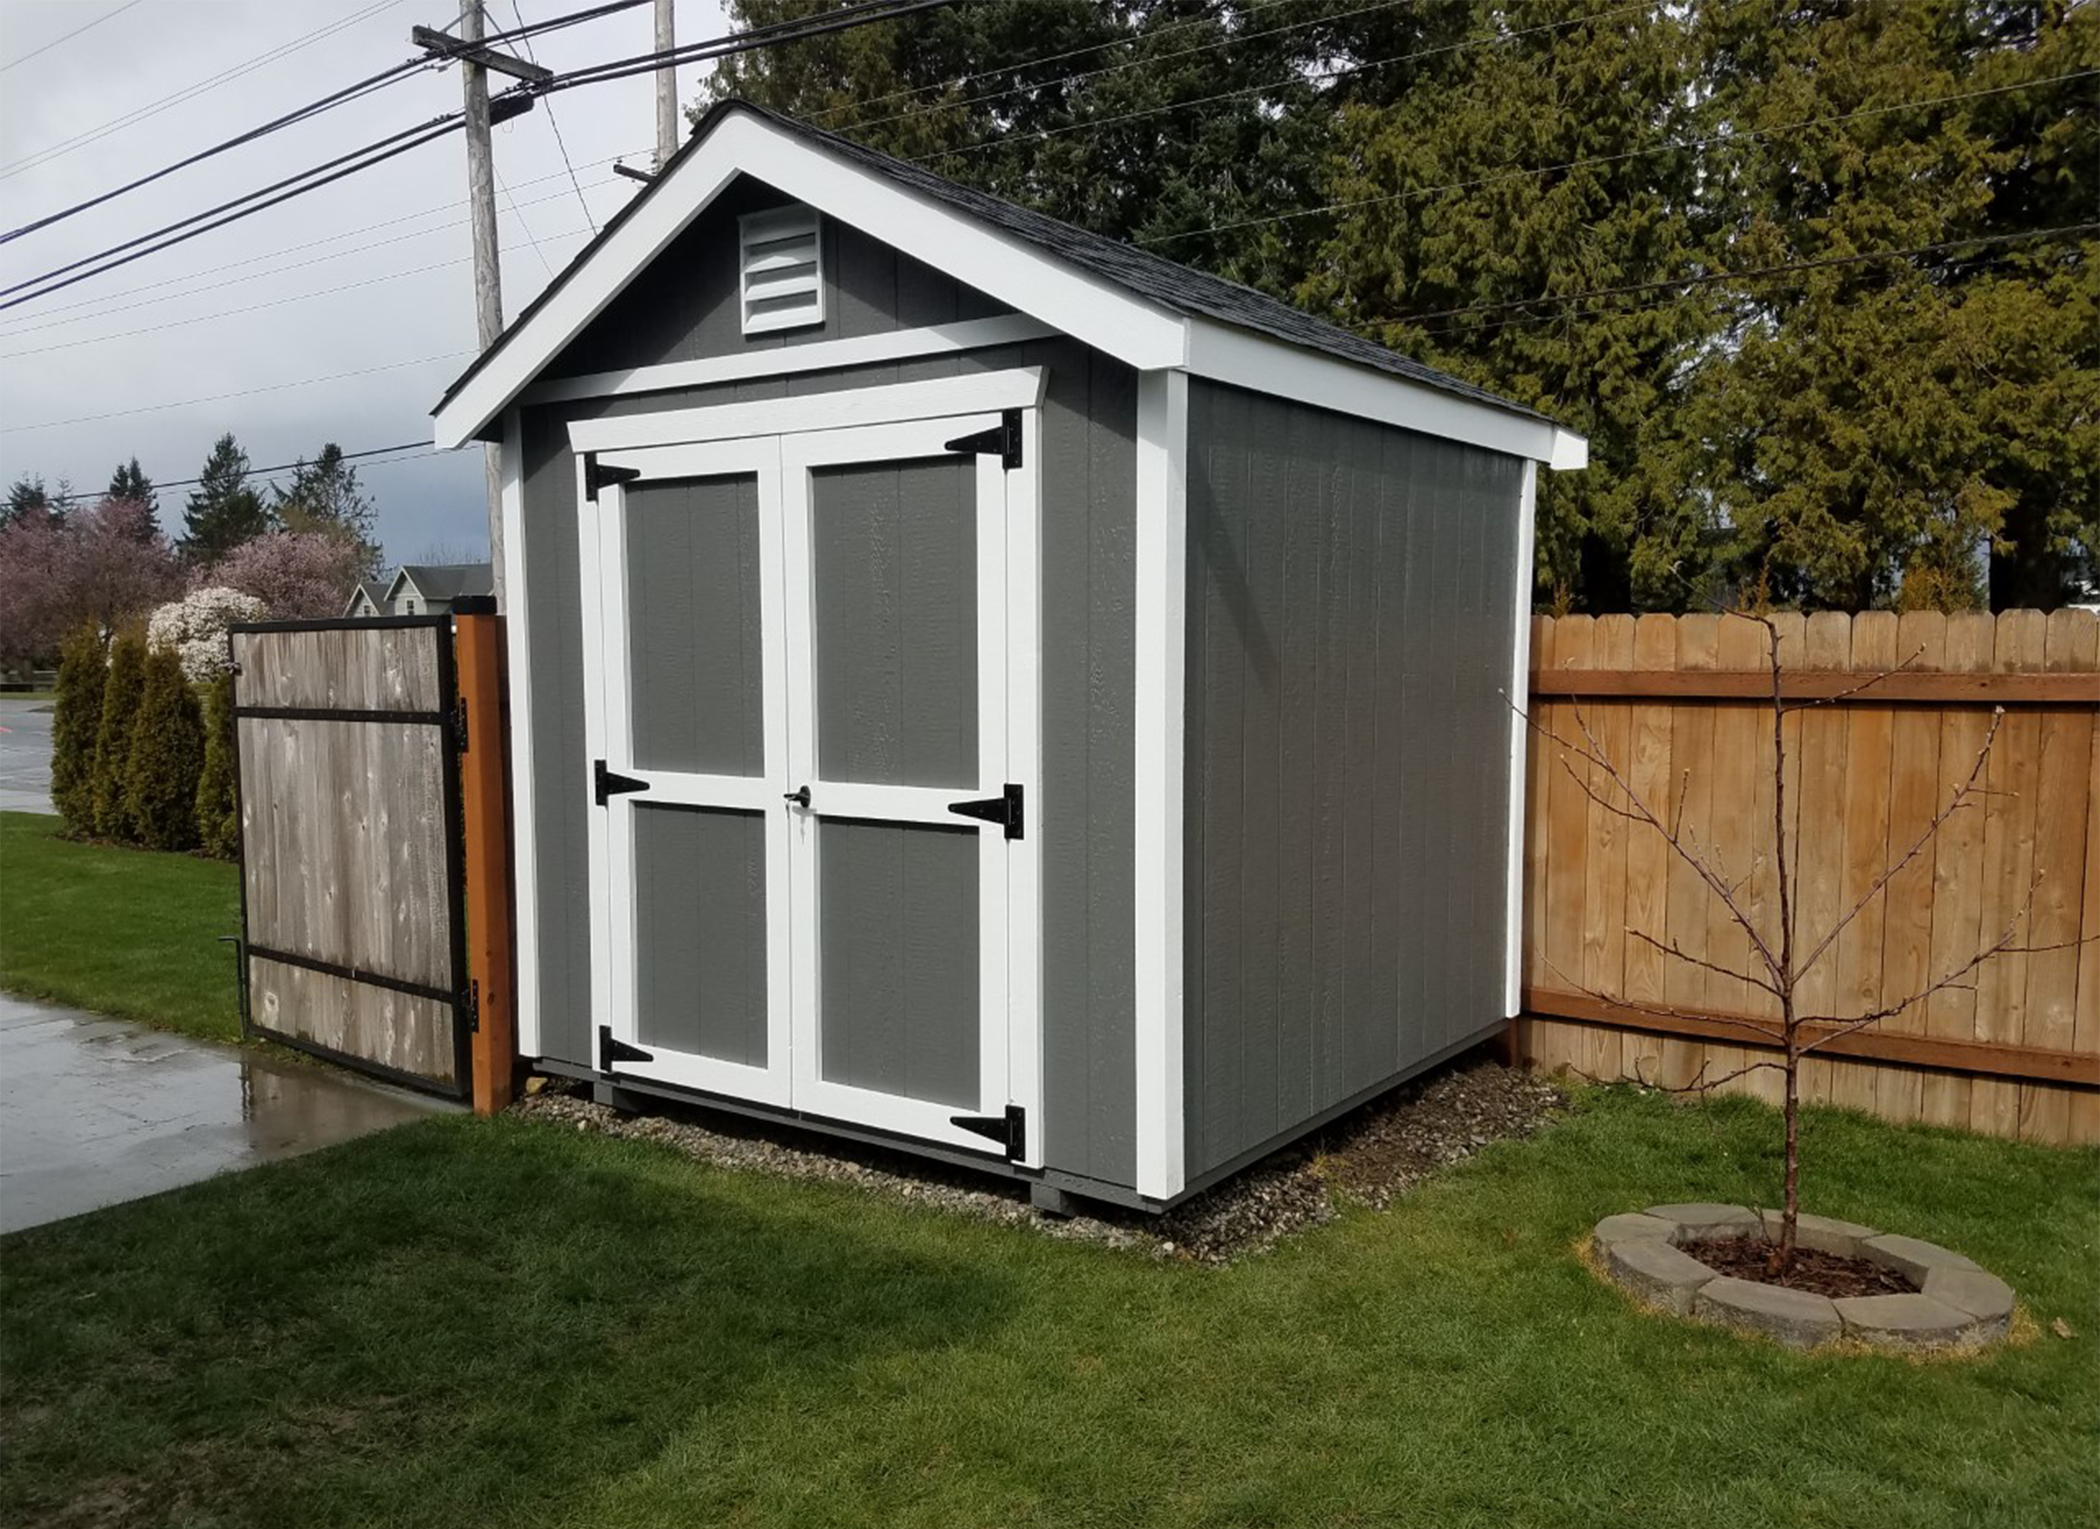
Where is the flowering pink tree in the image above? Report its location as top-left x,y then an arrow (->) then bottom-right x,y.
0,497 -> 178,667
201,530 -> 367,621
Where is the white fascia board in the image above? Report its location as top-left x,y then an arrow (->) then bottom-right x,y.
1133,368 -> 1189,1203
566,368 -> 1044,455
1549,428 -> 1589,471
382,569 -> 414,603
523,314 -> 1058,408
432,109 -> 1185,448
1183,319 -> 1585,467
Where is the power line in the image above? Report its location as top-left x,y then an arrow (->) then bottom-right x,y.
0,0 -> 411,182
506,0 -> 598,235
0,0 -> 149,77
0,116 -> 470,311
1392,223 -> 2099,327
0,352 -> 475,435
1139,69 -> 2100,248
913,1 -> 1656,163
45,441 -> 441,505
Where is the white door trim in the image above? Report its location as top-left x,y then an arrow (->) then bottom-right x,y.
776,412 -> 1041,1159
586,437 -> 795,1106
567,369 -> 1045,455
1133,370 -> 1189,1201
1505,460 -> 1539,1019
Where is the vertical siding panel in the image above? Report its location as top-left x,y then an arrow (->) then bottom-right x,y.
1396,445 -> 1441,1068
1083,349 -> 1138,1173
1337,420 -> 1383,1095
1307,417 -> 1354,1106
1274,405 -> 1322,1126
1364,431 -> 1414,1085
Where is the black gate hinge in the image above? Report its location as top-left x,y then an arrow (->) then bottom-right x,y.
946,782 -> 1023,840
583,452 -> 641,502
944,408 -> 1022,470
599,1024 -> 654,1073
452,694 -> 469,752
594,759 -> 649,806
459,978 -> 480,1034
951,1104 -> 1026,1160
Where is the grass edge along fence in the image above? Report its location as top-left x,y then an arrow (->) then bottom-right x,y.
1520,608 -> 2098,1148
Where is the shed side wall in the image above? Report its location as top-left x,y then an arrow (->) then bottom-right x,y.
1182,379 -> 1524,1180
518,338 -> 1137,1186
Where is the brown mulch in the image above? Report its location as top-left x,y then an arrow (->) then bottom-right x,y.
1684,1236 -> 1913,1298
513,1050 -> 1565,1264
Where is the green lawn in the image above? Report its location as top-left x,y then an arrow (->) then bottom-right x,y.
0,810 -> 241,1041
2,1089 -> 2094,1528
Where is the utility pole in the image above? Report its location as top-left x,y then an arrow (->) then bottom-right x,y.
654,0 -> 678,170
414,6 -> 546,607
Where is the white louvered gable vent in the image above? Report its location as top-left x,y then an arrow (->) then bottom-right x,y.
739,206 -> 824,335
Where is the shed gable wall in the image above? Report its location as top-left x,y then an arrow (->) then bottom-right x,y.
545,175 -> 1009,381
1182,380 -> 1525,1180
518,336 -> 1138,1187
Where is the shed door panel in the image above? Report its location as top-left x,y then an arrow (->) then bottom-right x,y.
633,803 -> 770,1067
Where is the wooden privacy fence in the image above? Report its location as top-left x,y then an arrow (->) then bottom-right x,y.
1519,608 -> 2099,1147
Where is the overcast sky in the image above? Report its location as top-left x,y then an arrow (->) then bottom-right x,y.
0,0 -> 728,564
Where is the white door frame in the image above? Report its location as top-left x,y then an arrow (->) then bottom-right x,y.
571,382 -> 1043,1166
580,436 -> 794,1105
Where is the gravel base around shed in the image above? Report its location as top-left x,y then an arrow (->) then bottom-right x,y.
510,1051 -> 1565,1263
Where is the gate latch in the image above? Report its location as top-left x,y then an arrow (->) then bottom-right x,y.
946,783 -> 1023,840
594,759 -> 649,806
943,408 -> 1022,470
951,1104 -> 1026,1160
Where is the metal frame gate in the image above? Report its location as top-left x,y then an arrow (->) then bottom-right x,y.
229,615 -> 473,1098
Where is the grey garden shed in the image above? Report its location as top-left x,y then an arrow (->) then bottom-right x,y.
432,101 -> 1586,1211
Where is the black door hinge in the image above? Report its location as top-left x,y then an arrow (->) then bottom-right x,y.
951,1104 -> 1026,1160
583,452 -> 641,502
946,783 -> 1023,840
452,694 -> 469,752
458,978 -> 480,1034
594,758 -> 649,806
944,408 -> 1022,470
598,1023 -> 654,1073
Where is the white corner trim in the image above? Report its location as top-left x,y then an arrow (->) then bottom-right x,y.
431,108 -> 1185,447
1548,428 -> 1589,472
565,368 -> 1045,454
1504,460 -> 1539,1019
521,314 -> 1059,408
498,407 -> 540,1058
1183,319 -> 1585,466
1134,368 -> 1189,1202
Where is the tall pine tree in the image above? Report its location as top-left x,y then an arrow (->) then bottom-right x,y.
106,457 -> 159,539
274,443 -> 381,576
178,433 -> 272,563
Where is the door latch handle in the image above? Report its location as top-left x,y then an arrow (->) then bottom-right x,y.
784,784 -> 811,809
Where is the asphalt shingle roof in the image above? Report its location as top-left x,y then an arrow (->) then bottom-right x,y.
437,100 -> 1551,428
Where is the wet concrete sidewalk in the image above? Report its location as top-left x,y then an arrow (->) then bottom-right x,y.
0,993 -> 453,1235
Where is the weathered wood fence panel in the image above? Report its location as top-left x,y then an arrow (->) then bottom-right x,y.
231,618 -> 469,1096
1521,608 -> 2099,1146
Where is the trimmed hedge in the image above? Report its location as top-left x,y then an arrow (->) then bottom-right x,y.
195,671 -> 238,860
50,626 -> 105,834
124,644 -> 205,851
91,632 -> 146,840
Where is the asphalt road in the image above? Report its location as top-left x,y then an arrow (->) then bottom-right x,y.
0,699 -> 56,815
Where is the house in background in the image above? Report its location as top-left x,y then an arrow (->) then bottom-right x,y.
345,563 -> 493,618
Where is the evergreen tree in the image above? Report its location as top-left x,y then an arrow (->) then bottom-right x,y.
125,644 -> 204,851
195,671 -> 239,860
106,457 -> 159,536
274,442 -> 381,576
91,631 -> 146,841
179,434 -> 272,562
50,625 -> 106,836
3,473 -> 54,531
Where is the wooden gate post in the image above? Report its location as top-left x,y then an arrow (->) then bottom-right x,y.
453,597 -> 516,1115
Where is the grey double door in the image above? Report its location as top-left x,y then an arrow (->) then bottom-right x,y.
581,408 -> 1041,1161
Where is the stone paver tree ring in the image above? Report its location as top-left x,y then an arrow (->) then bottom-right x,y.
1590,1204 -> 2015,1352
